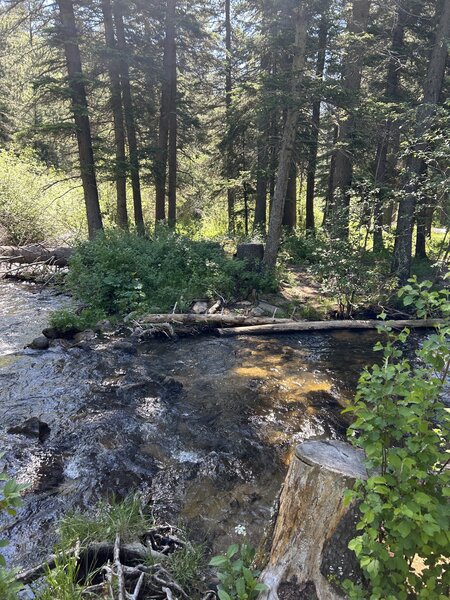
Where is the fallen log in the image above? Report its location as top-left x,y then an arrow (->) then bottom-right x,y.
137,313 -> 292,327
0,244 -> 72,267
216,318 -> 444,336
259,440 -> 368,600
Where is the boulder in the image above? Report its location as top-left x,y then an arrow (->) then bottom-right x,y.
236,243 -> 264,264
8,418 -> 51,443
27,335 -> 50,350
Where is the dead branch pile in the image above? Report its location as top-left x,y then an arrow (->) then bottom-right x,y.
16,525 -> 216,600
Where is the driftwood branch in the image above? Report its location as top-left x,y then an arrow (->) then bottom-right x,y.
0,245 -> 72,267
137,314 -> 292,327
216,318 -> 445,337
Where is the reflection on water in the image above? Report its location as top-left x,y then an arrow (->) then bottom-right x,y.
0,281 -> 383,567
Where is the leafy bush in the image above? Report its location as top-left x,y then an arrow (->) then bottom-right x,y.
209,543 -> 267,600
281,231 -> 318,264
49,307 -> 107,334
311,236 -> 396,318
0,148 -> 85,244
66,230 -> 277,316
343,278 -> 450,599
0,452 -> 28,598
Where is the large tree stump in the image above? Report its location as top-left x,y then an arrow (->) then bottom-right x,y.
236,243 -> 264,264
259,440 -> 368,600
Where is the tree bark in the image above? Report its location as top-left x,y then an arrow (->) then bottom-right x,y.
56,0 -> 103,240
225,0 -> 235,234
216,318 -> 443,337
392,0 -> 450,283
373,4 -> 405,253
113,0 -> 145,234
328,0 -> 371,239
259,440 -> 368,599
305,10 -> 329,235
253,52 -> 271,233
167,0 -> 177,228
101,0 -> 128,229
282,163 -> 297,230
264,4 -> 310,269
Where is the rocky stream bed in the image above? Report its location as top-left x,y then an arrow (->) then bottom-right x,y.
0,280 -> 384,570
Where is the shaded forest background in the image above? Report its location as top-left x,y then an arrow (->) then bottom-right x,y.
0,0 -> 449,282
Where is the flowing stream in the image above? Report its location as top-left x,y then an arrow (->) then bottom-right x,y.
0,281 -> 384,568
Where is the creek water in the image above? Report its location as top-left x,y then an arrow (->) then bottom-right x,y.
0,281 -> 383,569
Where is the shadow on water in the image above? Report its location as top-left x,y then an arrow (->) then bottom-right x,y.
1,282 -> 384,567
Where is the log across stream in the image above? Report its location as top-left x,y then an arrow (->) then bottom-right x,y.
0,281 -> 442,573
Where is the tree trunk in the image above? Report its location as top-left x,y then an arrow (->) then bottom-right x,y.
259,440 -> 367,599
101,0 -> 128,229
56,0 -> 103,240
329,0 -> 371,239
264,4 -> 310,269
305,10 -> 329,235
373,5 -> 406,253
225,0 -> 235,234
282,163 -> 297,230
167,0 -> 177,228
392,0 -> 450,283
113,0 -> 145,234
253,53 -> 271,233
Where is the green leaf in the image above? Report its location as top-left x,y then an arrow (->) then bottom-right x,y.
209,555 -> 228,567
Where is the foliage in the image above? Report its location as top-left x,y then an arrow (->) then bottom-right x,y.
209,543 -> 267,600
0,452 -> 27,598
0,148 -> 86,244
343,278 -> 450,599
167,542 -> 205,591
311,236 -> 397,318
59,495 -> 153,546
281,231 -> 318,264
0,566 -> 22,600
66,230 -> 277,316
49,307 -> 107,334
33,551 -> 86,600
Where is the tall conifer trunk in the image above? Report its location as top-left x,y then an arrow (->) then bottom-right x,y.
225,0 -> 235,234
57,0 -> 103,239
373,4 -> 405,252
167,0 -> 177,228
305,10 -> 328,235
392,0 -> 450,282
264,3 -> 311,269
329,0 -> 371,238
101,0 -> 128,229
113,0 -> 145,234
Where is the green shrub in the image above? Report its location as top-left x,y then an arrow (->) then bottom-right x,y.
49,308 -> 106,334
343,278 -> 450,599
281,231 -> 319,264
311,236 -> 396,318
0,148 -> 85,244
66,230 -> 277,316
0,452 -> 28,598
209,543 -> 267,600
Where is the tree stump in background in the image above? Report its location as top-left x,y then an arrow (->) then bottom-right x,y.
236,243 -> 264,265
259,440 -> 368,600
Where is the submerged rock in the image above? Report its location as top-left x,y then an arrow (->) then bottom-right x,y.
27,335 -> 49,350
7,418 -> 50,443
